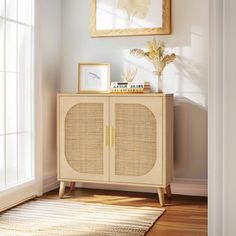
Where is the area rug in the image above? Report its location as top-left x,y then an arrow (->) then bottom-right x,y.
0,199 -> 165,236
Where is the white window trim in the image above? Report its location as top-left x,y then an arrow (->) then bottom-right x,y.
34,0 -> 43,196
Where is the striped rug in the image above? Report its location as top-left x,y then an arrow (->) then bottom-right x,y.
0,199 -> 164,236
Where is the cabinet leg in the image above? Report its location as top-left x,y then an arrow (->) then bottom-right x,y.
166,185 -> 172,199
157,188 -> 165,206
59,181 -> 66,199
70,182 -> 76,191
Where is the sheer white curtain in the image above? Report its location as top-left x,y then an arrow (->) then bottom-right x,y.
0,0 -> 38,210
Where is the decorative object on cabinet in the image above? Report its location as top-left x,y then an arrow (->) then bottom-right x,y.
130,38 -> 176,93
78,63 -> 110,93
90,0 -> 171,37
110,81 -> 151,93
121,67 -> 137,82
57,93 -> 173,206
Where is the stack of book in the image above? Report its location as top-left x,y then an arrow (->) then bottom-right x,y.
110,82 -> 151,93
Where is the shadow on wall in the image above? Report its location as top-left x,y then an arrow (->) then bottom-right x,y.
174,97 -> 208,180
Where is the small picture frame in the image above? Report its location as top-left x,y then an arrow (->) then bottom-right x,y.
78,63 -> 110,93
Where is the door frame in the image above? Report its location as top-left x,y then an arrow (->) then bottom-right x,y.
208,0 -> 223,232
208,0 -> 236,234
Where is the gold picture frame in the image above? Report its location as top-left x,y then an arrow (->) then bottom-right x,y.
90,0 -> 171,37
78,63 -> 110,93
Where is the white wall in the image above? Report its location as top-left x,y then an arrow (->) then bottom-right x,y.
60,0 -> 209,195
39,0 -> 61,193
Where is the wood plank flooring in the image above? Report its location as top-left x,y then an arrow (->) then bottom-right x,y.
42,188 -> 207,236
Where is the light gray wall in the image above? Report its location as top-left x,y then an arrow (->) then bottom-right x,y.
39,0 -> 61,192
60,0 -> 209,187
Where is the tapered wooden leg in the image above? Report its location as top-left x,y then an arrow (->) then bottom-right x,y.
166,185 -> 172,199
70,182 -> 76,191
157,188 -> 165,206
59,181 -> 66,199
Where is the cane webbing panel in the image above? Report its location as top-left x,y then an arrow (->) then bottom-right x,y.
65,103 -> 103,174
115,104 -> 157,176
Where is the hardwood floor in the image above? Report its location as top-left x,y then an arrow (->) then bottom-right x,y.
42,188 -> 207,236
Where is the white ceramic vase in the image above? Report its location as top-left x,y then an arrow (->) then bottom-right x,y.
155,73 -> 163,93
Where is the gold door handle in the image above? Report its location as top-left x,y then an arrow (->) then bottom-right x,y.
104,126 -> 109,147
110,127 -> 115,147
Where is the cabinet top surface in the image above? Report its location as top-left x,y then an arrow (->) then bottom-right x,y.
58,93 -> 173,97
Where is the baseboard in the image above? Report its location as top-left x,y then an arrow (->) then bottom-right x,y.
43,174 -> 59,194
76,178 -> 208,197
44,178 -> 208,197
171,178 -> 208,196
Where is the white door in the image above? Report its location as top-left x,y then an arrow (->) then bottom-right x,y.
0,0 -> 39,211
109,97 -> 163,185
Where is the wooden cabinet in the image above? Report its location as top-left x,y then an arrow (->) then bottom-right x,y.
57,94 -> 173,206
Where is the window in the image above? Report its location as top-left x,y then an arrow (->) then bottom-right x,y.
0,0 -> 34,190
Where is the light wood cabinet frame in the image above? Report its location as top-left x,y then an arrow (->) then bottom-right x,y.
57,93 -> 173,206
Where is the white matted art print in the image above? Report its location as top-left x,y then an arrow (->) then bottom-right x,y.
78,63 -> 110,93
90,0 -> 171,37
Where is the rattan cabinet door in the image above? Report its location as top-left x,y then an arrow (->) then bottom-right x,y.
109,97 -> 163,185
58,96 -> 109,182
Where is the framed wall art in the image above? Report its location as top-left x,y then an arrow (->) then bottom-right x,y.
78,63 -> 110,93
90,0 -> 171,37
